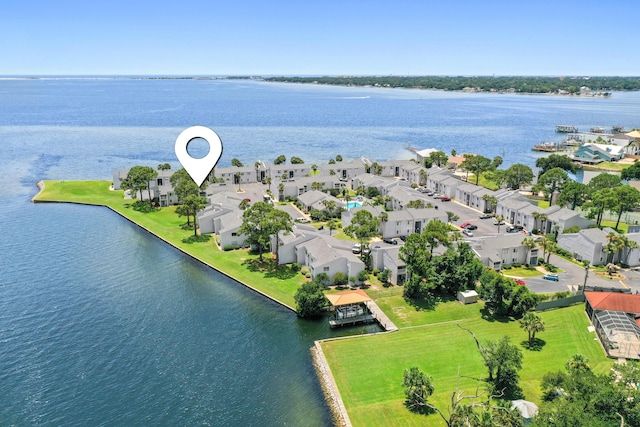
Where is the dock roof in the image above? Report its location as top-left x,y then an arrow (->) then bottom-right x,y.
326,289 -> 371,306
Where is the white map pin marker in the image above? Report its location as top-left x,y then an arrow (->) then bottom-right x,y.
175,126 -> 223,187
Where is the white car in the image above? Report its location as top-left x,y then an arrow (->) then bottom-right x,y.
352,243 -> 362,254
463,229 -> 474,237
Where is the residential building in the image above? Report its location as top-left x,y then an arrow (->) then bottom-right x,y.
570,143 -> 625,164
556,227 -> 616,266
370,246 -> 406,284
472,233 -> 539,270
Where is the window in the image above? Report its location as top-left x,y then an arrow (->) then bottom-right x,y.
513,248 -> 517,253
323,267 -> 330,272
157,178 -> 163,186
231,232 -> 237,236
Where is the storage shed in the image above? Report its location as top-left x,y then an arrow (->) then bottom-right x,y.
457,290 -> 478,305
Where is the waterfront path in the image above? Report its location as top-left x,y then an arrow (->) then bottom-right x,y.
365,300 -> 398,332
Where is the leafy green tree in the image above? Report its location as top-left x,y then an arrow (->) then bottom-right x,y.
183,194 -> 207,236
328,158 -> 336,165
481,336 -> 523,398
231,158 -> 244,167
344,210 -> 380,248
584,188 -> 616,226
588,172 -> 622,192
482,194 -> 498,213
422,219 -> 452,260
158,163 -> 171,171
268,208 -> 293,265
520,312 -> 545,346
121,165 -> 158,204
504,163 -> 534,189
533,167 -> 569,202
290,156 -> 304,164
327,219 -> 340,236
335,154 -> 343,162
294,279 -> 329,317
611,185 -> 640,230
621,160 -> 640,181
428,150 -> 448,167
491,155 -> 503,169
446,211 -> 459,223
535,153 -> 577,175
460,154 -> 492,185
333,271 -> 348,286
239,199 -> 250,210
239,202 -> 290,261
407,200 -> 425,209
176,203 -> 193,226
432,243 -> 483,296
557,181 -> 590,210
484,169 -> 507,188
274,154 -> 286,165
402,367 -> 434,413
171,168 -> 203,202
534,355 -> 640,427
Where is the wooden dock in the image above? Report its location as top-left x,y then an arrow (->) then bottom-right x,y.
365,300 -> 398,332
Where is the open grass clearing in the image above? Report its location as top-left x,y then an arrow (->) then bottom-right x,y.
320,303 -> 613,427
502,267 -> 543,277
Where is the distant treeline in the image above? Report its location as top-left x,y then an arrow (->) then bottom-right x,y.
264,76 -> 640,94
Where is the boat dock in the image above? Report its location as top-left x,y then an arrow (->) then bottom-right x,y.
556,125 -> 579,133
365,300 -> 398,332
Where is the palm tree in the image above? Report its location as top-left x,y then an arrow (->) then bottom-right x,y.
265,176 -> 272,194
482,194 -> 498,214
520,312 -> 545,346
322,199 -> 337,217
521,236 -> 537,265
234,172 -> 242,191
624,239 -> 639,266
605,232 -> 625,264
566,354 -> 590,373
311,164 -> 318,175
278,183 -> 285,202
239,199 -> 250,210
379,211 -> 388,236
419,169 -> 428,186
495,215 -> 505,234
327,219 -> 340,236
402,367 -> 434,413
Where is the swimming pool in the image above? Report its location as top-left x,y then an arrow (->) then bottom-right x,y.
346,201 -> 363,209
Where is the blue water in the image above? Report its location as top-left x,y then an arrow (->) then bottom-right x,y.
346,201 -> 363,209
1,78 -> 639,425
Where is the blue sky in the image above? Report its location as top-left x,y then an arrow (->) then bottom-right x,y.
2,0 -> 638,76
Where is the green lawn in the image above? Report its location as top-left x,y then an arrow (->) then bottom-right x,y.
465,173 -> 499,191
502,267 -> 543,278
321,303 -> 613,427
600,219 -> 629,233
34,180 -> 305,308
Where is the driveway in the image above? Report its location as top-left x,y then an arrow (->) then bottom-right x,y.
524,253 -> 630,294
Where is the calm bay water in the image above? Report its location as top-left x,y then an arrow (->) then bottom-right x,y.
1,78 -> 639,425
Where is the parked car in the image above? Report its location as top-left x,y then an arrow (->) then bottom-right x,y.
441,196 -> 451,201
506,225 -> 524,233
515,279 -> 525,286
460,222 -> 471,228
493,219 -> 505,225
463,229 -> 474,237
426,191 -> 434,196
543,273 -> 559,281
479,213 -> 493,219
466,224 -> 478,230
295,217 -> 310,223
433,193 -> 443,199
352,243 -> 362,254
383,238 -> 398,245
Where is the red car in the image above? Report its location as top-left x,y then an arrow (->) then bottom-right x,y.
460,221 -> 471,228
441,196 -> 451,201
515,279 -> 525,286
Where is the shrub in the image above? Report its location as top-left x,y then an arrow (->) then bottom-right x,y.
378,269 -> 391,284
182,234 -> 212,244
300,266 -> 311,277
555,248 -> 573,258
563,225 -> 580,234
372,269 -> 380,276
357,270 -> 369,283
333,271 -> 348,286
290,263 -> 302,272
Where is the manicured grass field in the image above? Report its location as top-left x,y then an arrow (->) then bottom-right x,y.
34,180 -> 305,308
320,303 -> 613,427
502,267 -> 544,278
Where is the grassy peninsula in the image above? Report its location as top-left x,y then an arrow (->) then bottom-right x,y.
35,180 -> 616,427
33,180 -> 304,309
